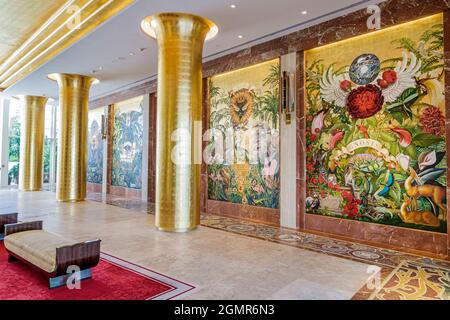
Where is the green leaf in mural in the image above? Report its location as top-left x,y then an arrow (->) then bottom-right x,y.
386,87 -> 420,122
403,144 -> 417,159
378,131 -> 397,143
389,181 -> 402,205
389,111 -> 405,125
388,143 -> 400,157
412,133 -> 444,147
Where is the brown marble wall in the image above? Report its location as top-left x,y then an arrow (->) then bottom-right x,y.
86,182 -> 102,194
109,185 -> 142,199
305,215 -> 448,256
105,104 -> 114,195
207,200 -> 280,227
200,78 -> 209,213
90,80 -> 157,110
296,51 -> 306,230
147,93 -> 157,203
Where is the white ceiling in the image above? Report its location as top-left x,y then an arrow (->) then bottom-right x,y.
2,0 -> 383,101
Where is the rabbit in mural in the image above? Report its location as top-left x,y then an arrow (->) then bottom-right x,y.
399,194 -> 440,227
405,167 -> 446,221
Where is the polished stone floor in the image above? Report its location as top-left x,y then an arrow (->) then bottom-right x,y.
1,189 -> 450,300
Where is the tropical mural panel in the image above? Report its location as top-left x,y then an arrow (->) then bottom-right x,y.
87,107 -> 104,184
112,96 -> 143,189
208,60 -> 280,209
304,14 -> 447,232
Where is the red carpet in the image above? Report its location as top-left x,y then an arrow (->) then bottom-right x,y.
0,242 -> 194,300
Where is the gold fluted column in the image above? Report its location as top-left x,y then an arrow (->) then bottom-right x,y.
19,95 -> 48,191
141,13 -> 218,232
48,73 -> 98,202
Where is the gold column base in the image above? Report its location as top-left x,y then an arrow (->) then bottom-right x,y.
157,226 -> 198,233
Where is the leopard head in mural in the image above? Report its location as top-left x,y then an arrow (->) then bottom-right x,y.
229,88 -> 254,127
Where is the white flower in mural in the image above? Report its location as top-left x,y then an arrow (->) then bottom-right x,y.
396,153 -> 410,171
418,150 -> 437,171
319,67 -> 348,108
382,51 -> 421,103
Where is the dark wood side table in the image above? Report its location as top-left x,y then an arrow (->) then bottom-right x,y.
0,213 -> 18,240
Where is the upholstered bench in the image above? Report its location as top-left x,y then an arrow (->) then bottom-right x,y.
0,212 -> 18,240
4,221 -> 101,289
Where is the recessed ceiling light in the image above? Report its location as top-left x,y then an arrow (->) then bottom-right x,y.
98,66 -> 103,70
129,52 -> 135,56
301,10 -> 308,15
238,35 -> 244,39
230,4 -> 237,9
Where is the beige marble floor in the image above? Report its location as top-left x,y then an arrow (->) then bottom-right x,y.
0,189 -> 374,300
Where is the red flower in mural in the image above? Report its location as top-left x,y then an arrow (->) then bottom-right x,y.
341,191 -> 361,219
340,80 -> 352,91
419,106 -> 445,136
346,84 -> 384,119
382,70 -> 398,84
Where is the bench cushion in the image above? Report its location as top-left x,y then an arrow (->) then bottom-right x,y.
4,230 -> 77,273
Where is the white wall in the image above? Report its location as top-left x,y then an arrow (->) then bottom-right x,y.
0,99 -> 10,187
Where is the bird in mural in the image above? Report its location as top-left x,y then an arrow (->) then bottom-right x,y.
356,124 -> 369,139
218,168 -> 230,186
373,170 -> 394,198
390,127 -> 412,147
313,145 -> 327,174
329,129 -> 344,150
327,160 -> 338,185
306,193 -> 321,212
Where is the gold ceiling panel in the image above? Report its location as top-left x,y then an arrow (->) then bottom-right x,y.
0,0 -> 66,65
0,0 -> 135,91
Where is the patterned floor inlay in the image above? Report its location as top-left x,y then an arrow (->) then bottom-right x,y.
356,260 -> 450,300
86,192 -> 450,300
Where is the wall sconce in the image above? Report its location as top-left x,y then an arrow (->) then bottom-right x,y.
280,71 -> 295,124
101,114 -> 107,140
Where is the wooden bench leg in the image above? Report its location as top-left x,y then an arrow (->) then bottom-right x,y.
7,254 -> 19,263
49,269 -> 93,289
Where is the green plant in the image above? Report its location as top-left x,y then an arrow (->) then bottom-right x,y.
8,118 -> 20,162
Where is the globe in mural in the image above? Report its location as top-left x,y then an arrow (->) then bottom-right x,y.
349,53 -> 380,85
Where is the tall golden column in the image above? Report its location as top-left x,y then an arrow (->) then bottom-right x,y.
48,73 -> 98,202
141,13 -> 218,232
19,96 -> 48,191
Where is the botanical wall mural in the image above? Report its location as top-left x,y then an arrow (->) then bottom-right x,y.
208,60 -> 280,209
112,96 -> 143,189
87,107 -> 104,184
304,14 -> 447,232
